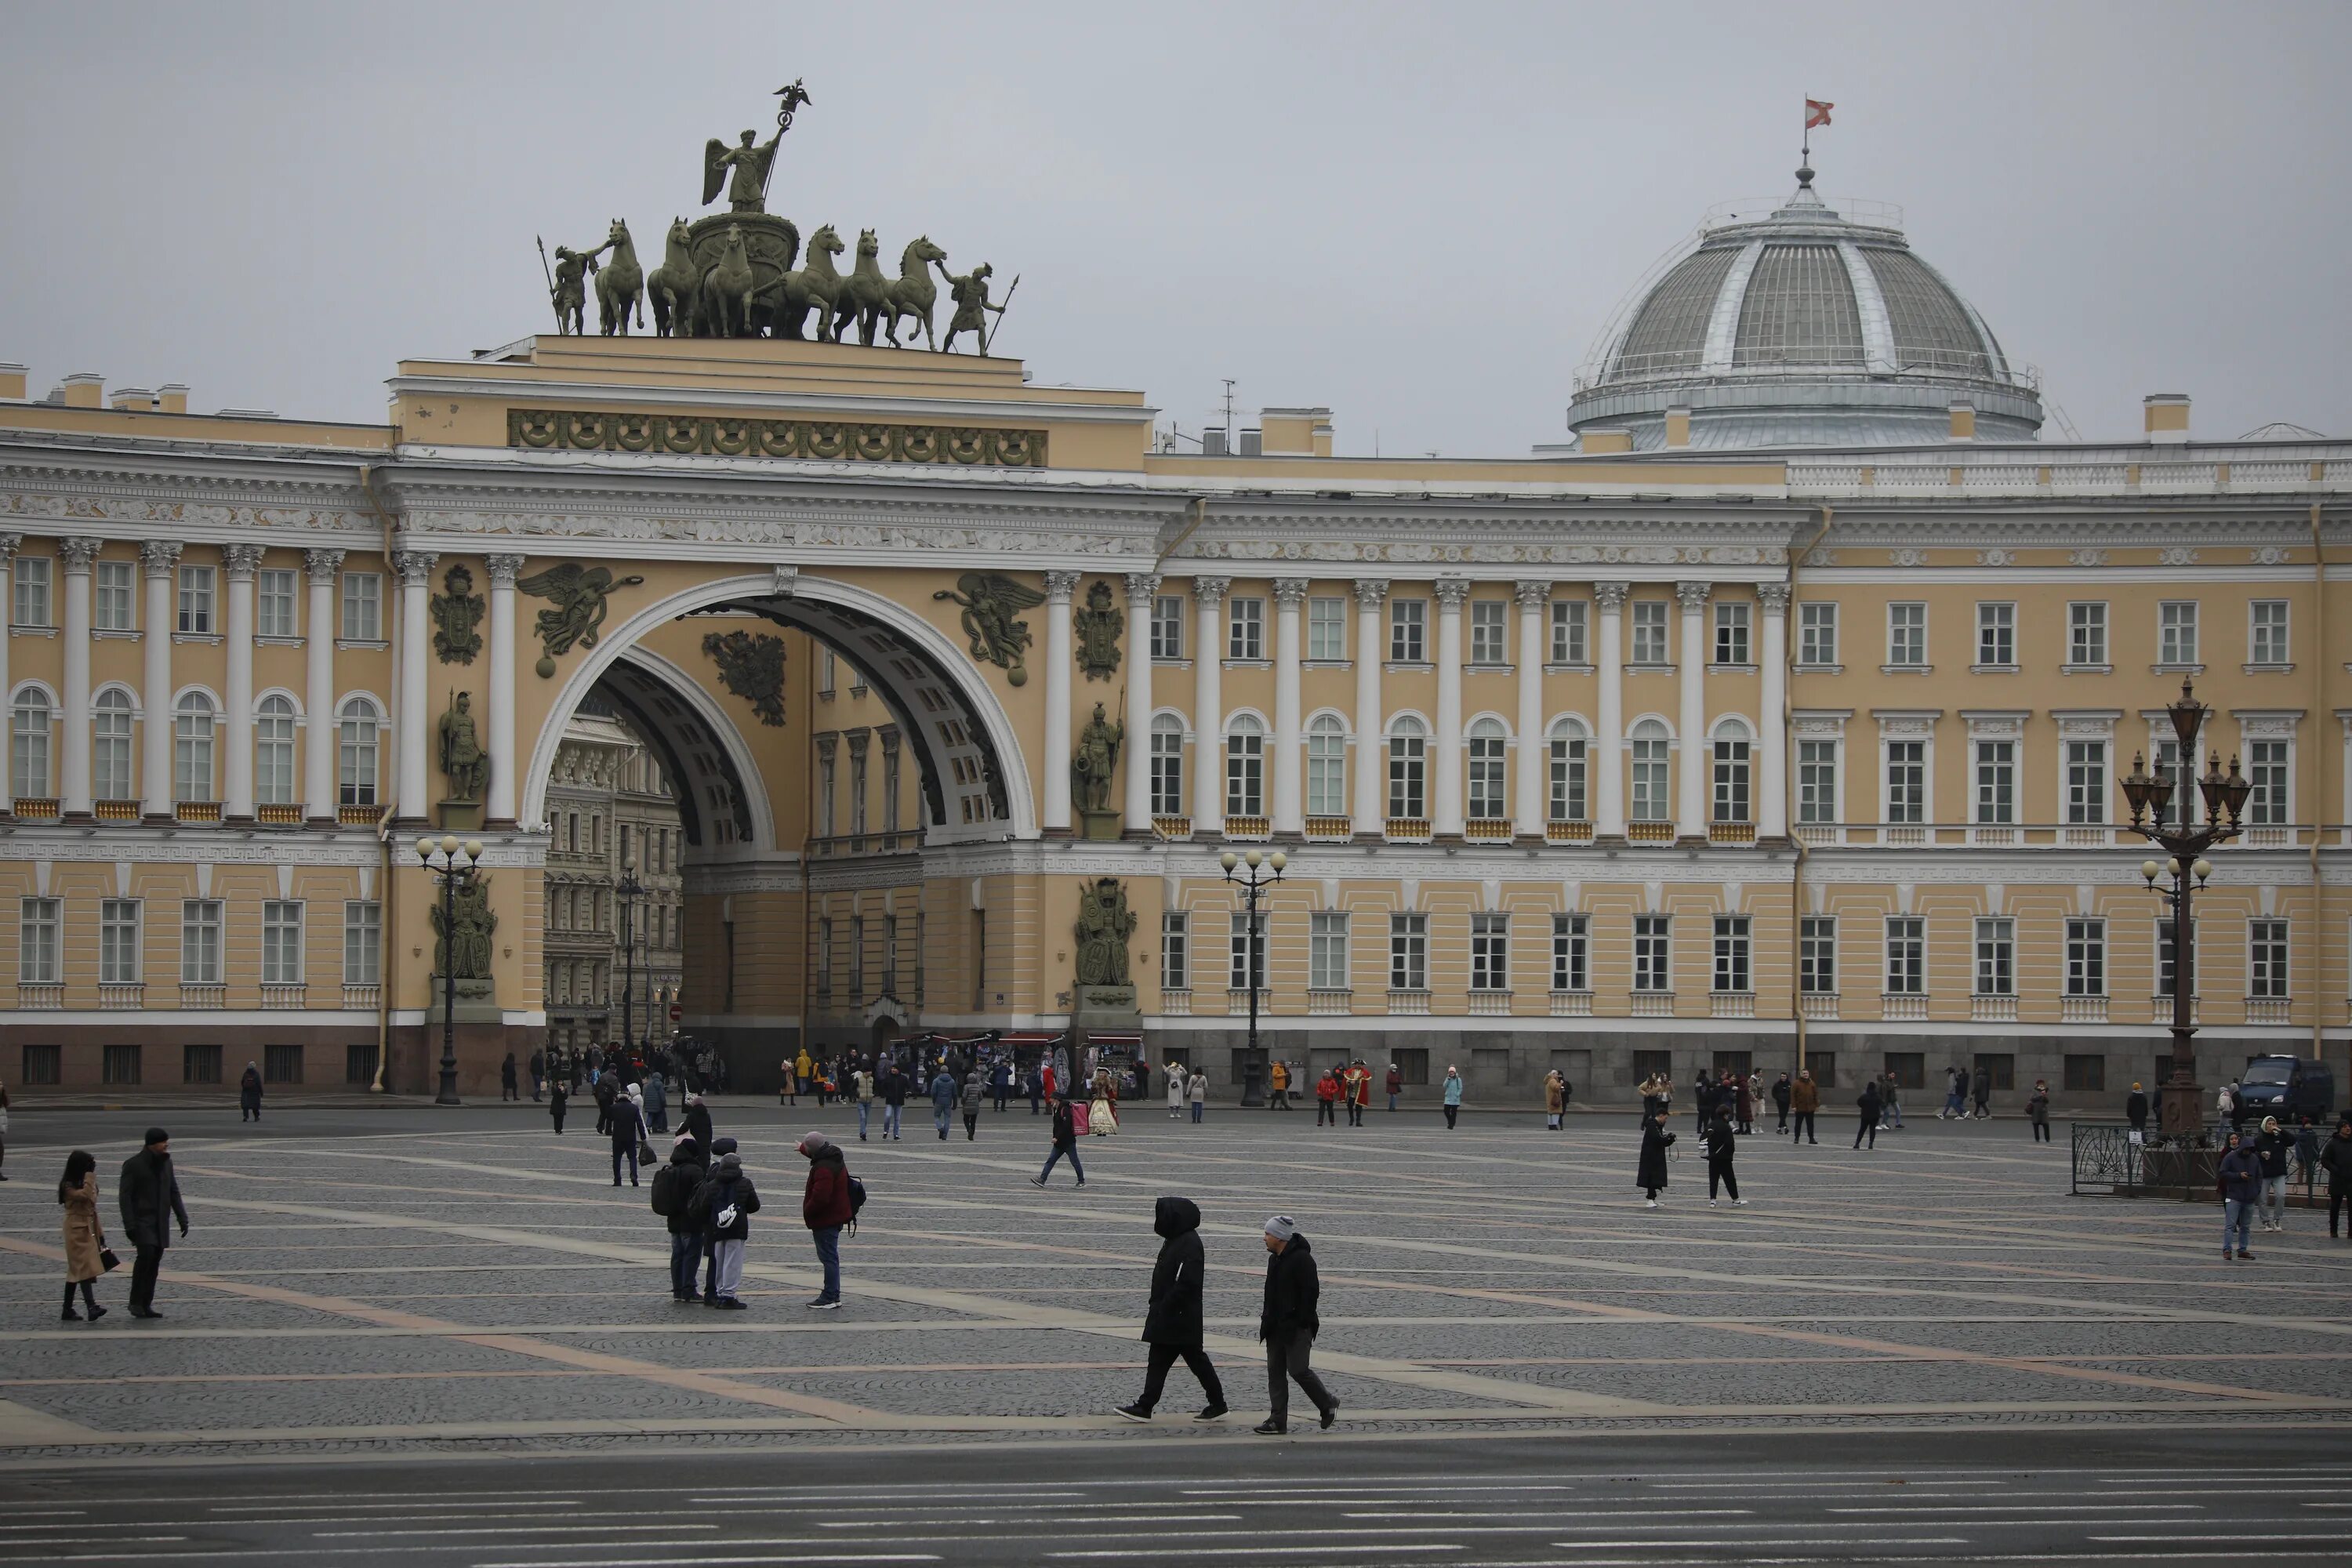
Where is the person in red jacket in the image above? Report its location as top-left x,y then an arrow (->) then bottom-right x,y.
797,1132 -> 853,1310
1315,1069 -> 1341,1128
1383,1063 -> 1403,1113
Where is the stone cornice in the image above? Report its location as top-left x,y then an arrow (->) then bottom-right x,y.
387,369 -> 1160,429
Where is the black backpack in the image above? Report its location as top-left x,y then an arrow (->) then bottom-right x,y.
844,1174 -> 869,1236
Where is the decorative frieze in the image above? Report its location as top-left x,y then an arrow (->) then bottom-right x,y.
506,408 -> 1048,468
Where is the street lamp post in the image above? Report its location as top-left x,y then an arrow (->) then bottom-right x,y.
415,834 -> 485,1106
2119,677 -> 2252,1139
1220,848 -> 1286,1109
616,862 -> 642,1069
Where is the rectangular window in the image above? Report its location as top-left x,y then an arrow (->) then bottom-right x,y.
848,916 -> 865,997
2250,599 -> 2290,665
1973,916 -> 2014,996
1631,1049 -> 1673,1085
1800,916 -> 1837,994
1469,599 -> 1508,664
1151,595 -> 1184,659
180,898 -> 223,985
1712,915 -> 1751,994
343,901 -> 381,985
1469,912 -> 1509,992
176,564 -> 216,634
256,568 -> 298,637
13,554 -> 52,627
1976,601 -> 2016,666
1549,598 -> 1586,664
817,648 -> 837,696
1309,909 -> 1349,991
1975,1052 -> 2016,1092
1631,600 -> 1669,665
1227,596 -> 1265,660
261,900 -> 303,985
881,914 -> 898,996
1160,912 -> 1189,992
1387,731 -> 1425,818
263,1043 -> 303,1084
1887,602 -> 1926,666
21,1044 -> 61,1086
1712,734 -> 1750,823
1884,740 -> 1926,824
1307,596 -> 1347,660
849,749 -> 869,837
1388,913 -> 1427,991
2063,1054 -> 2106,1092
100,898 -> 140,985
1224,725 -> 1263,816
341,572 -> 382,641
192,1044 -> 230,1086
2250,918 -> 2289,1000
2065,917 -> 2106,997
817,749 -> 836,837
1714,601 -> 1751,666
1884,916 -> 1925,996
103,1044 -> 142,1086
1798,739 -> 1838,823
1974,739 -> 2015,824
17,897 -> 60,984
1389,597 -> 1426,662
95,560 -> 135,631
2247,739 -> 2289,826
2159,600 -> 2198,666
2068,601 -> 2108,666
815,918 -> 833,995
2066,740 -> 2108,825
1798,601 -> 1838,666
2152,738 -> 2194,829
1149,721 -> 1185,815
1632,914 -> 1671,993
1884,1051 -> 1926,1091
1228,913 -> 1267,991
1551,913 -> 1588,992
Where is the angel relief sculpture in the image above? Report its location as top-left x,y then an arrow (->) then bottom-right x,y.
934,572 -> 1046,686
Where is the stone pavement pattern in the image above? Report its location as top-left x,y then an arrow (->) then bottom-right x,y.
2,1100 -> 2350,1458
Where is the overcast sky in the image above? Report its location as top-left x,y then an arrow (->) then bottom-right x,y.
5,1 -> 2347,455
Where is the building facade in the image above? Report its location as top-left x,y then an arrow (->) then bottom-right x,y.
543,696 -> 684,1054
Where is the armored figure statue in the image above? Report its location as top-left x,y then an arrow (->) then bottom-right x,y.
433,877 -> 498,981
1070,701 -> 1123,815
936,260 -> 1007,354
547,241 -> 604,336
438,691 -> 488,804
1073,877 -> 1136,989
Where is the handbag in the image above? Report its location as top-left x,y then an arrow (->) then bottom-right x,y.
100,1246 -> 120,1273
637,1138 -> 656,1166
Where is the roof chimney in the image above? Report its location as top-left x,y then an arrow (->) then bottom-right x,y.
110,387 -> 154,412
0,363 -> 25,401
1947,398 -> 1976,441
155,383 -> 189,415
1581,427 -> 1634,455
2144,393 -> 2190,445
1260,407 -> 1334,457
1663,405 -> 1692,448
60,372 -> 103,408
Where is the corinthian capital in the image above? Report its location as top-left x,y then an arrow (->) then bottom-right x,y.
1191,575 -> 1232,608
1272,577 -> 1311,608
1592,580 -> 1630,613
59,537 -> 104,573
1432,576 -> 1472,610
221,543 -> 267,580
1514,579 -> 1553,608
485,553 -> 528,590
391,549 -> 439,586
0,534 -> 20,564
1756,582 -> 1792,615
1044,570 -> 1081,604
1123,571 -> 1163,609
140,539 -> 184,577
304,547 -> 347,583
1352,577 -> 1391,608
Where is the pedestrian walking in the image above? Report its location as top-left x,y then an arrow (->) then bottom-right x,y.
1854,1079 -> 1882,1150
644,1069 -> 669,1134
1637,1111 -> 1675,1207
1315,1068 -> 1341,1127
2219,1131 -> 2262,1260
1187,1069 -> 1208,1123
548,1079 -> 568,1134
593,1070 -> 619,1137
1269,1058 -> 1292,1110
1880,1071 -> 1904,1131
2027,1080 -> 2052,1143
1384,1063 -> 1403,1113
238,1061 -> 263,1123
1704,1109 -> 1744,1207
1116,1196 -> 1229,1424
1790,1070 -> 1819,1145
1544,1069 -> 1567,1131
501,1051 -> 520,1102
1695,1073 -> 1719,1131
651,1134 -> 706,1302
850,1065 -> 874,1142
2255,1116 -> 2293,1232
796,1132 -> 851,1310
529,1048 -> 546,1102
927,1065 -> 956,1141
1971,1065 -> 1992,1120
1167,1058 -> 1188,1119
1441,1065 -> 1463,1129
1254,1215 -> 1337,1435
1772,1071 -> 1792,1134
695,1148 -> 762,1309
57,1150 -> 110,1321
2320,1119 -> 2352,1240
117,1128 -> 188,1319
611,1084 -> 649,1187
880,1065 -> 909,1141
1029,1092 -> 1087,1188
991,1058 -> 1011,1113
962,1066 -> 985,1141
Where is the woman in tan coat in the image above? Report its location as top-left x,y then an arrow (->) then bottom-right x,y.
1544,1070 -> 1568,1131
58,1150 -> 109,1321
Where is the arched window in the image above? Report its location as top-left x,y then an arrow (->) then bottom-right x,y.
1387,716 -> 1428,820
93,689 -> 135,802
173,692 -> 216,803
1629,718 -> 1671,822
1711,717 -> 1752,825
1225,713 -> 1265,818
1306,714 -> 1348,818
338,696 -> 381,808
1548,716 -> 1589,823
1466,717 -> 1508,820
254,695 -> 296,807
9,690 -> 53,800
1149,714 -> 1185,816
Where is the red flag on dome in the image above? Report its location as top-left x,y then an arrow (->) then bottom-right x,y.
1806,99 -> 1834,129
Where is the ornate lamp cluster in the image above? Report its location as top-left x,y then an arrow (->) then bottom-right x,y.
1220,848 -> 1287,1108
416,834 -> 485,1107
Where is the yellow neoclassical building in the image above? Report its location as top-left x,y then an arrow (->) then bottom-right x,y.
2,166 -> 2347,1107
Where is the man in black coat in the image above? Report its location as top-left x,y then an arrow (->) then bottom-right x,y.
1855,1079 -> 1883,1150
1637,1111 -> 1675,1206
1254,1215 -> 1336,1435
650,1135 -> 707,1301
1116,1196 -> 1228,1423
118,1128 -> 190,1318
2125,1081 -> 2150,1136
679,1092 -> 715,1159
1029,1093 -> 1087,1188
238,1062 -> 263,1123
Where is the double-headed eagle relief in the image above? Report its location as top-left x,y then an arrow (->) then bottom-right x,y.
540,78 -> 1015,353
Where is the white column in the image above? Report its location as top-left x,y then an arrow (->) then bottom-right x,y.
485,553 -> 524,826
1432,576 -> 1468,837
1191,576 -> 1229,834
1675,581 -> 1711,840
1352,578 -> 1389,832
1272,578 -> 1308,834
58,539 -> 99,817
1758,583 -> 1790,839
222,543 -> 263,819
140,540 -> 182,817
393,549 -> 437,822
1514,579 -> 1549,840
303,549 -> 343,822
0,535 -> 16,814
1041,571 -> 1079,833
1593,581 -> 1628,839
1123,572 -> 1159,833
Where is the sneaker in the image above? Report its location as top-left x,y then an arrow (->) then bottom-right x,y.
1320,1403 -> 1338,1430
2238,1250 -> 2256,1261
714,1298 -> 749,1311
1029,1176 -> 1047,1188
1733,1199 -> 1748,1207
1076,1179 -> 1088,1188
60,1308 -> 81,1321
1644,1200 -> 1659,1209
1193,1403 -> 1229,1422
1253,1418 -> 1287,1436
1708,1199 -> 1718,1207
808,1298 -> 841,1311
1115,1403 -> 1152,1423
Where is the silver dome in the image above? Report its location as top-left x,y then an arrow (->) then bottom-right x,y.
1567,170 -> 2042,452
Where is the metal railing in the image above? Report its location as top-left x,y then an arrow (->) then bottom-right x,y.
2071,1120 -> 2223,1200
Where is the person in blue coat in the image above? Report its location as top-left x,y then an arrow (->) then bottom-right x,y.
929,1065 -> 959,1141
2219,1131 -> 2263,1260
1441,1065 -> 1464,1129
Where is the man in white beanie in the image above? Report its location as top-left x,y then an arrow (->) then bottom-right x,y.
1254,1214 -> 1338,1435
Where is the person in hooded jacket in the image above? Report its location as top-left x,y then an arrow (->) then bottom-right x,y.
1254,1215 -> 1335,1435
118,1128 -> 188,1318
238,1062 -> 263,1122
2319,1119 -> 2352,1239
1637,1111 -> 1675,1207
697,1148 -> 762,1308
1854,1079 -> 1882,1150
548,1078 -> 568,1134
961,1067 -> 985,1141
1970,1065 -> 1992,1120
652,1134 -> 706,1301
1441,1065 -> 1464,1129
2219,1131 -> 2262,1260
1704,1109 -> 1744,1207
609,1083 -> 649,1186
930,1065 -> 959,1140
679,1092 -> 714,1159
797,1132 -> 851,1309
1116,1196 -> 1229,1423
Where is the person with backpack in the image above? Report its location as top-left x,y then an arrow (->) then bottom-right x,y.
692,1147 -> 761,1309
797,1132 -> 853,1310
927,1063 -> 957,1141
609,1082 -> 649,1187
650,1134 -> 706,1302
1029,1092 -> 1087,1189
1704,1108 -> 1744,1207
548,1078 -> 568,1135
1116,1196 -> 1228,1424
1853,1079 -> 1882,1150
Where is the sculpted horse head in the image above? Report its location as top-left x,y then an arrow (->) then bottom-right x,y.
883,236 -> 949,349
597,219 -> 644,335
898,234 -> 946,278
648,218 -> 695,337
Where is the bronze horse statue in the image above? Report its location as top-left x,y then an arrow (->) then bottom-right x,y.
698,223 -> 757,339
595,220 -> 644,336
775,223 -> 845,341
880,235 -> 949,349
647,218 -> 697,337
831,227 -> 891,347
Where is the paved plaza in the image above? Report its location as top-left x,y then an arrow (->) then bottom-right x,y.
2,1099 -> 2349,1563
